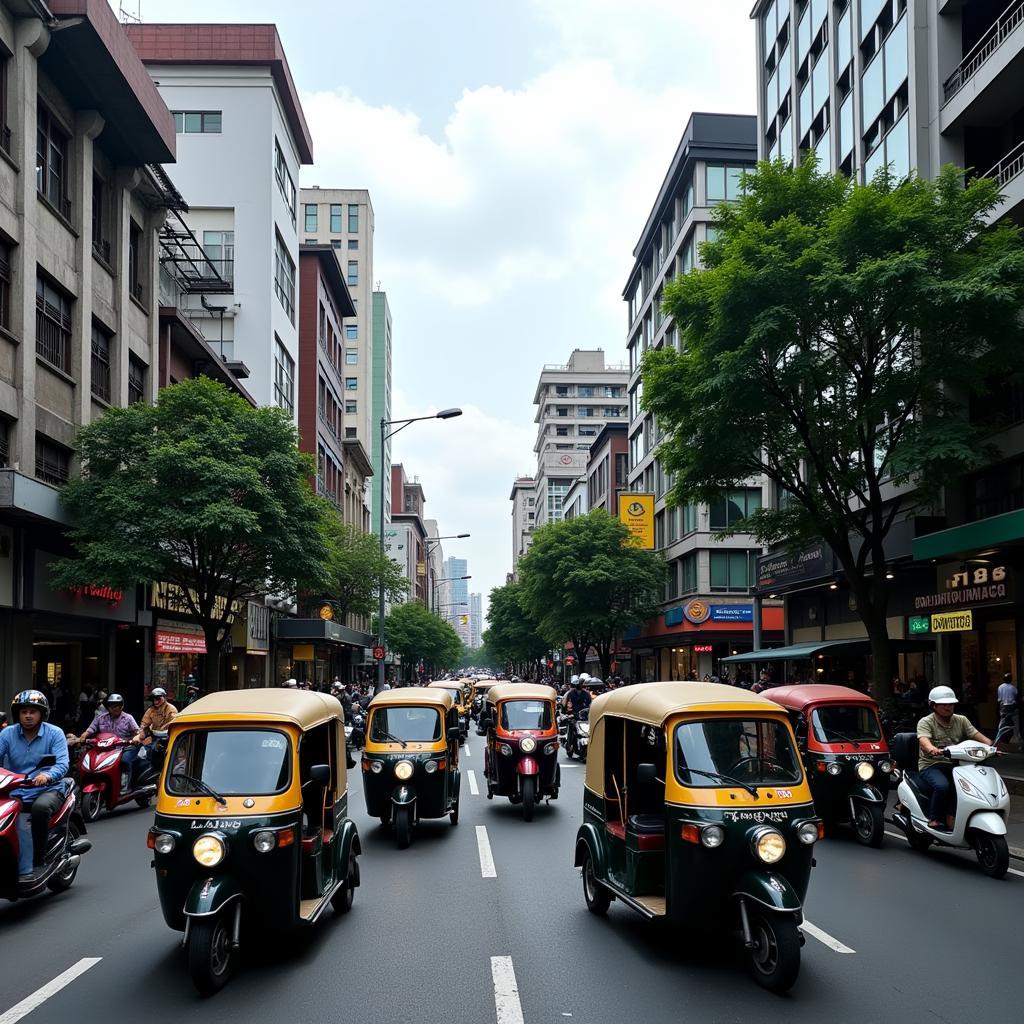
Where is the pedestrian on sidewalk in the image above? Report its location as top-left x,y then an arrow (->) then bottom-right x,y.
995,672 -> 1020,750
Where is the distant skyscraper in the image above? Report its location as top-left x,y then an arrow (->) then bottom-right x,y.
443,556 -> 471,646
469,593 -> 483,650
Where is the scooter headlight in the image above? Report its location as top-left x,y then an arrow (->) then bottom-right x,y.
856,762 -> 875,781
394,760 -> 414,780
751,827 -> 786,864
520,737 -> 537,753
192,833 -> 226,867
153,832 -> 176,855
826,762 -> 842,776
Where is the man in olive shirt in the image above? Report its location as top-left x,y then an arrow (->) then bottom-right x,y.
917,686 -> 994,831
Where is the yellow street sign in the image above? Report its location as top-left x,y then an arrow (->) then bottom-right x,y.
618,493 -> 655,550
931,610 -> 973,633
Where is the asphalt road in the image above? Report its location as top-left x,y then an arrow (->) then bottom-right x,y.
2,736 -> 1021,1024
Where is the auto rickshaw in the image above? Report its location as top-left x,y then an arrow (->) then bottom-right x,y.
574,683 -> 821,993
764,684 -> 896,847
480,683 -> 560,821
148,690 -> 361,996
427,680 -> 471,741
473,677 -> 498,729
362,689 -> 461,848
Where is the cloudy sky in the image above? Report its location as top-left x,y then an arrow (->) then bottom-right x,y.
116,0 -> 757,616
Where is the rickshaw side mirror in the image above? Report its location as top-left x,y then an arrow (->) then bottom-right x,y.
309,763 -> 331,786
447,726 -> 461,740
636,763 -> 657,786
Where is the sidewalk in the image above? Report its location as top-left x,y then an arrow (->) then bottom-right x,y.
1000,751 -> 1024,861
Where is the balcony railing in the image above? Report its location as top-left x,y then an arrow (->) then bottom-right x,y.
943,0 -> 1024,103
984,136 -> 1024,189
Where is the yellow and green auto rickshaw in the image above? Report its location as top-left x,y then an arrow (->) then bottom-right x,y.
148,690 -> 361,996
427,680 -> 472,741
573,683 -> 821,992
361,688 -> 461,848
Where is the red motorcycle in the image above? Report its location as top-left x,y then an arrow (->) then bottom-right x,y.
78,734 -> 158,821
0,755 -> 91,901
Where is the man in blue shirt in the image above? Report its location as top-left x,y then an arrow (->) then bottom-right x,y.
0,690 -> 70,879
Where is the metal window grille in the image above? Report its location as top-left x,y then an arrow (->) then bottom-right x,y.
35,279 -> 71,372
0,419 -> 8,468
0,244 -> 10,331
128,355 -> 145,405
91,327 -> 111,402
35,436 -> 69,485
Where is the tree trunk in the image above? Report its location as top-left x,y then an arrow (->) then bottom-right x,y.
597,643 -> 612,681
201,621 -> 223,693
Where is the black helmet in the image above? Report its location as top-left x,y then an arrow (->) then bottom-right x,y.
12,689 -> 50,719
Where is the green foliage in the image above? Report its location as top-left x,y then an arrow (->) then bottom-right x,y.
324,522 -> 409,621
516,510 -> 664,678
458,642 -> 501,671
384,601 -> 464,673
483,582 -> 548,670
52,377 -> 335,654
644,157 -> 1024,701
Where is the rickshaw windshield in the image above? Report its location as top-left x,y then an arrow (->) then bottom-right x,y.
166,729 -> 291,796
436,688 -> 462,703
811,705 -> 882,744
674,718 -> 802,788
500,700 -> 553,731
370,706 -> 442,742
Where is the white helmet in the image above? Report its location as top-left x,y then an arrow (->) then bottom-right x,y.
928,685 -> 958,705
282,678 -> 298,689
570,675 -> 580,686
578,673 -> 590,684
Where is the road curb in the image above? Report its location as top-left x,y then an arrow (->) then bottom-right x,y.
1010,845 -> 1024,863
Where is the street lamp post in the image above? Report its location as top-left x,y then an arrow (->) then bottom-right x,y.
425,535 -> 470,613
377,408 -> 462,693
431,574 -> 471,614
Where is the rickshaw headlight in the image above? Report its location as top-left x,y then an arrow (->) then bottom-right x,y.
370,759 -> 384,774
879,760 -> 893,774
796,821 -> 819,845
394,760 -> 414,780
856,761 -> 875,781
253,831 -> 276,854
153,833 -> 176,855
192,834 -> 226,867
499,743 -> 513,757
520,737 -> 537,753
752,828 -> 786,864
700,825 -> 725,849
826,762 -> 842,776
543,743 -> 557,755
424,760 -> 438,774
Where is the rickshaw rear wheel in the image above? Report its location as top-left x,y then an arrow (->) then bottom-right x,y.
581,849 -> 611,915
854,803 -> 884,847
450,798 -> 460,825
188,910 -> 235,996
745,912 -> 800,993
395,806 -> 412,849
521,777 -> 536,822
332,855 -> 358,913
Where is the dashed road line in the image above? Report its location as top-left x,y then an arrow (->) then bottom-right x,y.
490,956 -> 525,1024
476,824 -> 497,878
467,769 -> 479,795
0,959 -> 103,1024
801,920 -> 855,953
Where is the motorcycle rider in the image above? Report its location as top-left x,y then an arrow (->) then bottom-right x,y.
70,693 -> 142,787
0,691 -> 70,880
564,676 -> 592,754
917,685 -> 995,831
133,688 -> 178,765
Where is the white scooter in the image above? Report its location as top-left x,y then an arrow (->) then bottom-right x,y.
889,732 -> 1010,878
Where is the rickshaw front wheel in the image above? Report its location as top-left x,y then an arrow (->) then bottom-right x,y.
581,849 -> 611,915
188,910 -> 235,996
854,803 -> 884,847
395,806 -> 412,849
521,777 -> 536,822
332,855 -> 358,913
745,912 -> 800,993
450,798 -> 460,825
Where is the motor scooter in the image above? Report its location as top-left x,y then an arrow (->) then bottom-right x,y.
346,712 -> 366,751
0,755 -> 91,901
564,708 -> 590,761
78,734 -> 158,821
889,732 -> 1010,878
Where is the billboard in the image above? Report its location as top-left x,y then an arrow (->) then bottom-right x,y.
618,493 -> 655,550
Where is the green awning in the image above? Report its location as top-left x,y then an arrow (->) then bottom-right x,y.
721,637 -> 933,664
912,508 -> 1024,562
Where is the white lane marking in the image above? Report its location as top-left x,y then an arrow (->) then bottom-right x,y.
801,921 -> 855,954
885,830 -> 1024,878
476,825 -> 497,878
560,763 -> 582,768
0,959 -> 103,1024
464,744 -> 471,757
467,769 -> 479,795
490,956 -> 525,1024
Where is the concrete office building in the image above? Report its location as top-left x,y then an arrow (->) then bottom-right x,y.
388,464 -> 430,605
424,519 -> 446,614
509,476 -> 537,577
443,556 -> 470,646
126,23 -> 313,419
623,112 -> 781,683
371,291 -> 393,527
532,349 -> 628,529
469,592 -> 483,650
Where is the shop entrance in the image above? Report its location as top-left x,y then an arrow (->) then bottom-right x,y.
31,638 -> 103,729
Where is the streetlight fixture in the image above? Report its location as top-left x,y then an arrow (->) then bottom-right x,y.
431,574 -> 471,615
377,408 -> 463,693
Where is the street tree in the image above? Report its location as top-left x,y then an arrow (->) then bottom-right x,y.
323,522 -> 409,622
517,510 -> 664,679
644,158 -> 1024,705
483,582 -> 549,678
384,601 -> 464,678
52,377 -> 336,686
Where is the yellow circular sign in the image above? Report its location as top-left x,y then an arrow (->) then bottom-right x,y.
684,599 -> 711,624
319,603 -> 334,621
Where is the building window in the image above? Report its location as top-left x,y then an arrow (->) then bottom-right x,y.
35,276 -> 72,373
172,111 -> 222,133
0,418 -> 8,467
128,354 -> 146,405
709,488 -> 762,530
348,239 -> 358,250
35,435 -> 69,486
682,504 -> 698,535
329,204 -> 342,232
273,338 -> 295,415
705,164 -> 745,203
347,260 -> 358,286
680,552 -> 698,595
348,204 -> 359,232
0,241 -> 10,331
345,427 -> 357,438
0,56 -> 9,154
128,219 -> 143,303
91,174 -> 112,264
304,204 -> 317,233
345,377 -> 357,390
331,240 -> 341,249
345,348 -> 358,365
202,230 -> 234,281
36,104 -> 70,217
274,139 -> 296,225
666,559 -> 679,600
274,231 -> 296,323
710,551 -> 757,593
90,323 -> 111,403
345,324 -> 358,340
345,399 -> 357,414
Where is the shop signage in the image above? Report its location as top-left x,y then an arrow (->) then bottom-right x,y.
710,605 -> 753,622
246,602 -> 270,652
152,582 -> 241,622
618,493 -> 655,550
373,645 -> 385,660
931,610 -> 974,633
664,607 -> 684,627
694,644 -> 713,653
416,560 -> 426,577
319,603 -> 334,621
34,551 -> 136,622
757,543 -> 832,591
155,630 -> 207,654
913,565 -> 1011,612
67,583 -> 124,605
908,615 -> 931,635
683,599 -> 712,624
292,644 -> 315,661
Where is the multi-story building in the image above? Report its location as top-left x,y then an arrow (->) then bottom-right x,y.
623,112 -> 783,682
126,22 -> 313,418
371,291 -> 393,526
443,556 -> 471,645
299,188 -> 377,450
0,0 -> 179,711
424,519 -> 445,613
562,477 -> 588,520
509,476 -> 537,576
532,349 -> 628,529
469,592 -> 483,650
587,423 -> 629,516
388,464 -> 430,604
